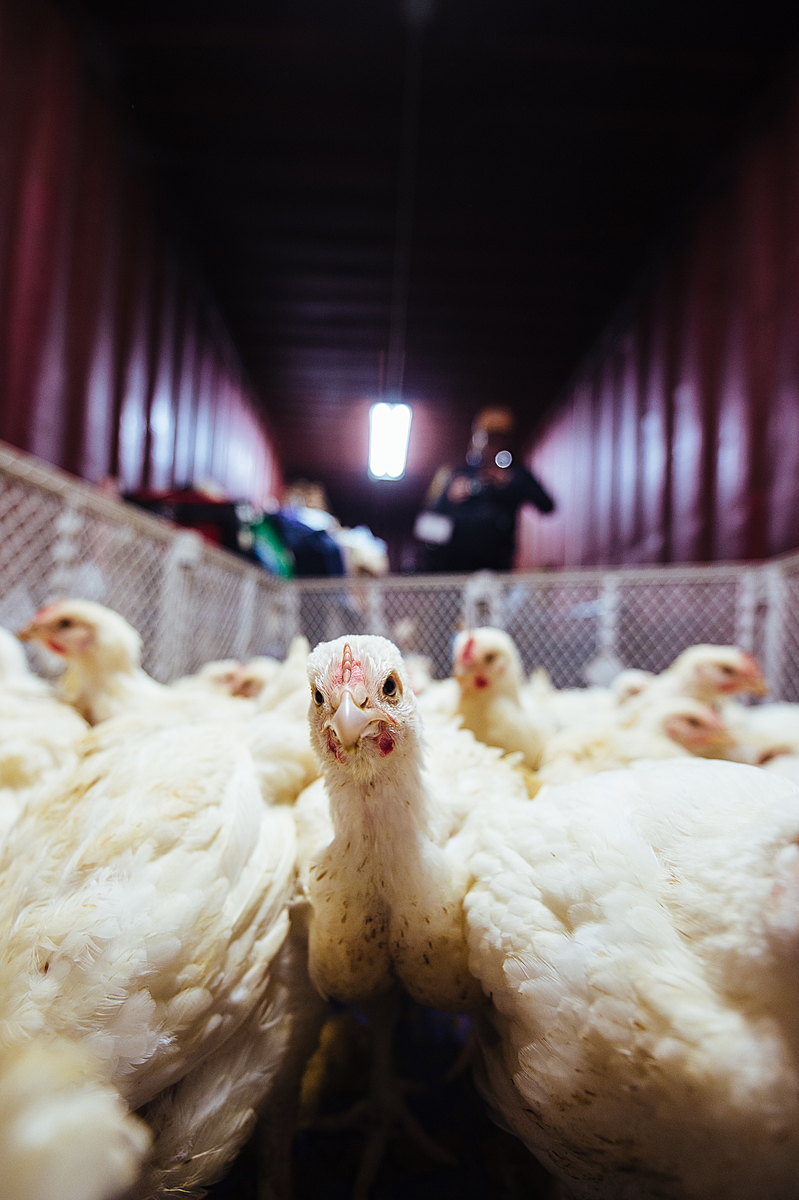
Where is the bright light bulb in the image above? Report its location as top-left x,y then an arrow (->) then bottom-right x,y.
369,403 -> 412,479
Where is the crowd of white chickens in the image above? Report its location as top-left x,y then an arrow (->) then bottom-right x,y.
4,598 -> 799,1200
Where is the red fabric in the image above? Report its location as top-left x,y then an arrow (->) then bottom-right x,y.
0,0 -> 282,508
520,75 -> 799,568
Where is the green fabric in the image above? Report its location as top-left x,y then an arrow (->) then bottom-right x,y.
249,516 -> 294,577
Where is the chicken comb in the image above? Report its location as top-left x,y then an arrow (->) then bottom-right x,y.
341,642 -> 353,685
32,601 -> 63,622
460,633 -> 476,667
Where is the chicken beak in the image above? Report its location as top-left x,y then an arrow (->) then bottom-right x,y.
329,688 -> 379,750
740,653 -> 768,696
746,675 -> 769,698
16,622 -> 37,643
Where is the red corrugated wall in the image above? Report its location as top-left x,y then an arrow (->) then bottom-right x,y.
518,74 -> 799,569
0,0 -> 282,506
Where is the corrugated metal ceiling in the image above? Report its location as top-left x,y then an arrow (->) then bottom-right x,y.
76,0 -> 799,549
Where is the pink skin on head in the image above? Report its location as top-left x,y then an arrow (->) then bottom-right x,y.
758,746 -> 793,765
32,602 -> 63,623
326,728 -> 346,764
718,665 -> 763,694
24,604 -> 93,656
739,652 -> 767,692
335,643 -> 398,727
724,652 -> 765,692
325,643 -> 398,755
459,636 -> 475,669
698,654 -> 764,695
473,675 -> 489,690
332,643 -> 366,690
665,708 -> 729,749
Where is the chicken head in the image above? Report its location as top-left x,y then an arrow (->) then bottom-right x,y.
17,600 -> 142,672
452,627 -> 523,697
307,635 -> 417,781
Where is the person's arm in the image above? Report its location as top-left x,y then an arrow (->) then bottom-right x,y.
515,467 -> 555,513
425,465 -> 454,510
431,467 -> 474,511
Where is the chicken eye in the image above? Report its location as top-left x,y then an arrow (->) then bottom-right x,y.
313,688 -> 324,706
686,717 -> 700,727
720,665 -> 733,674
484,652 -> 496,664
57,618 -> 73,629
382,675 -> 397,697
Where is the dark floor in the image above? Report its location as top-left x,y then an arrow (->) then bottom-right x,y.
207,998 -> 553,1200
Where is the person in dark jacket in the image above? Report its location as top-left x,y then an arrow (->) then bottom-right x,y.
418,407 -> 554,572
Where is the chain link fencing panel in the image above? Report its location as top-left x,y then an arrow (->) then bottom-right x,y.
0,444 -> 284,681
2,442 -> 799,696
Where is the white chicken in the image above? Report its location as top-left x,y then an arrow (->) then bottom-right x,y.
299,636 -> 527,1010
450,627 -> 549,769
256,635 -> 313,721
415,673 -> 460,721
0,696 -> 87,800
170,658 -> 243,696
302,634 -> 799,1200
521,666 -> 616,730
0,626 -> 50,699
230,655 -> 281,699
629,643 -> 767,710
611,665 -> 654,703
537,695 -> 733,784
17,600 -> 166,725
16,599 -> 272,731
717,699 -> 799,767
0,716 -> 320,1200
170,656 -> 283,702
0,627 -> 88,829
0,1035 -> 149,1200
390,617 -> 435,696
522,666 -> 654,732
16,603 -> 324,806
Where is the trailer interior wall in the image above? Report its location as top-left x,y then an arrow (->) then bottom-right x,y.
518,70 -> 799,569
0,0 -> 282,507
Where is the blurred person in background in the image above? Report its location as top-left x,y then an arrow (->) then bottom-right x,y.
415,406 -> 554,572
278,480 -> 389,576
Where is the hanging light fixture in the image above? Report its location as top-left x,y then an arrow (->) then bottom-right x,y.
369,402 -> 413,479
367,0 -> 434,481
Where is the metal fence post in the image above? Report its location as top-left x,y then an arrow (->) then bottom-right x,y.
582,573 -> 625,685
366,579 -> 386,636
762,564 -> 788,700
462,570 -> 503,629
153,531 -> 203,681
261,579 -> 300,657
734,568 -> 758,652
598,574 -> 619,657
234,574 -> 257,660
48,505 -> 83,599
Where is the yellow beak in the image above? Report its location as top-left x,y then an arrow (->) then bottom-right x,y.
328,688 -> 380,749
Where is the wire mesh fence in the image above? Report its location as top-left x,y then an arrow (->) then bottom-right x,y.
2,440 -> 799,696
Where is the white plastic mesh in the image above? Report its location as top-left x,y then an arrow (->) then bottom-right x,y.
2,442 -> 799,696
